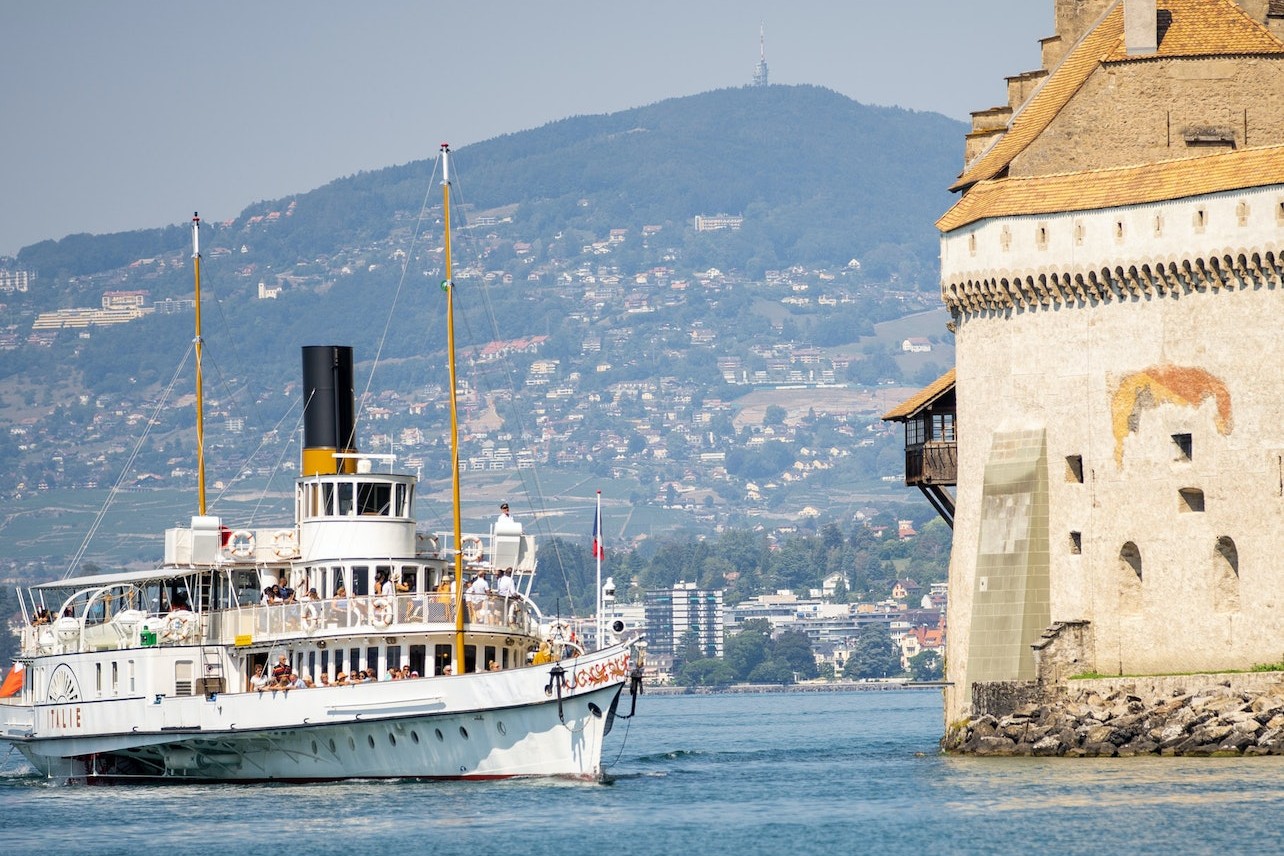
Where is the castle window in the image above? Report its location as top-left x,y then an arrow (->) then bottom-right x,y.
1277,200 -> 1284,226
1179,487 -> 1205,513
1119,542 -> 1143,612
1069,531 -> 1082,554
1065,454 -> 1084,483
1153,214 -> 1164,236
1213,536 -> 1240,613
1000,226 -> 1012,252
1114,221 -> 1125,243
1237,201 -> 1250,227
1194,208 -> 1207,233
1172,432 -> 1192,460
1036,225 -> 1049,250
1074,222 -> 1085,246
969,233 -> 977,256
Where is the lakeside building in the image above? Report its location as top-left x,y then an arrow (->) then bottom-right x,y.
644,582 -> 724,667
910,0 -> 1284,724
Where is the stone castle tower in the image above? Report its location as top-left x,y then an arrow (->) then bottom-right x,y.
939,0 -> 1284,724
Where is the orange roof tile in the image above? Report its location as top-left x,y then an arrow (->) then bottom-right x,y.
938,143 -> 1284,232
952,0 -> 1284,192
882,368 -> 956,421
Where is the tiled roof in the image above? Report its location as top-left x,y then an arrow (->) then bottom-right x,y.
937,143 -> 1284,232
952,0 -> 1284,192
882,368 -> 956,421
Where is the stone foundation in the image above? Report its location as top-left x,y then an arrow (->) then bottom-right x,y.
943,672 -> 1284,756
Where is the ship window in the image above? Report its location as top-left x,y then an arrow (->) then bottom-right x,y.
337,482 -> 354,516
320,483 -> 336,516
411,731 -> 421,744
367,735 -> 375,749
348,737 -> 356,751
333,649 -> 345,673
434,644 -> 452,676
349,648 -> 361,674
484,646 -> 497,671
386,646 -> 402,671
328,738 -> 336,753
366,645 -> 380,674
95,663 -> 102,694
311,740 -> 318,755
459,726 -> 470,739
112,661 -> 119,695
175,660 -> 194,696
435,728 -> 444,741
497,721 -> 507,735
351,568 -> 370,597
409,644 -> 427,676
128,660 -> 135,693
358,482 -> 391,516
389,733 -> 397,747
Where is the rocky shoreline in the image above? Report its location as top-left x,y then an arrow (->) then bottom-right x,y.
944,674 -> 1284,757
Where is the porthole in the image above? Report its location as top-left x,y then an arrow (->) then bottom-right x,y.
588,703 -> 602,718
496,721 -> 507,735
435,728 -> 444,742
348,736 -> 356,751
328,739 -> 336,753
311,740 -> 318,754
367,734 -> 375,749
459,726 -> 469,739
411,731 -> 420,744
389,733 -> 397,747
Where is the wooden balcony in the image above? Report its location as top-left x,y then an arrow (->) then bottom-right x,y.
905,441 -> 957,487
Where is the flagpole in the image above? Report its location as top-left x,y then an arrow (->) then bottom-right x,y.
595,489 -> 603,651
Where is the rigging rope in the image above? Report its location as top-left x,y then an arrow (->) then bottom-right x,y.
63,341 -> 195,578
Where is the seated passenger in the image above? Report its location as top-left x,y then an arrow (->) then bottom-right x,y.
532,642 -> 553,665
31,607 -> 51,625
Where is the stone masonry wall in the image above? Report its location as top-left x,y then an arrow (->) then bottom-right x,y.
944,672 -> 1284,756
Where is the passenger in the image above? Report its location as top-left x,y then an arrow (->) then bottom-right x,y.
496,568 -> 516,598
400,665 -> 412,680
62,606 -> 75,618
442,665 -> 453,676
410,671 -> 420,678
376,570 -> 395,599
277,582 -> 296,604
260,586 -> 277,606
271,654 -> 292,682
319,673 -> 331,687
488,660 -> 500,672
532,642 -> 553,665
384,669 -> 397,682
333,672 -> 347,686
250,664 -> 270,692
31,607 -> 51,625
466,573 -> 489,619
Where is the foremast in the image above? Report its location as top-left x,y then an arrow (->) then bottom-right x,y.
441,143 -> 467,672
191,212 -> 208,515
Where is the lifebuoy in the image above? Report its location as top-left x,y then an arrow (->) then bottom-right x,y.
370,597 -> 393,628
271,529 -> 297,559
228,530 -> 255,558
460,536 -> 484,562
301,603 -> 320,633
163,611 -> 197,642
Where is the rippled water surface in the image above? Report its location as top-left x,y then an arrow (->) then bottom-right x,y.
3,689 -> 1284,854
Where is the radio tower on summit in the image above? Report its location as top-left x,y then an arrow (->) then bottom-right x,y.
752,23 -> 769,87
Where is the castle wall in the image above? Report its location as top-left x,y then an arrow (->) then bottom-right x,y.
940,185 -> 1284,723
1011,57 -> 1284,178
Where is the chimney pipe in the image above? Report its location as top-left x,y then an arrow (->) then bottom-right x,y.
1124,0 -> 1158,55
301,345 -> 358,475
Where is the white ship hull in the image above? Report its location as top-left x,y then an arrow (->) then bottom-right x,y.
3,644 -> 635,782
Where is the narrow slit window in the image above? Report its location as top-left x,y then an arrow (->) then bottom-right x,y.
1065,455 -> 1084,483
1173,433 -> 1192,461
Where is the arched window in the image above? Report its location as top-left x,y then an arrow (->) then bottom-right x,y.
1213,536 -> 1240,613
1119,541 -> 1142,612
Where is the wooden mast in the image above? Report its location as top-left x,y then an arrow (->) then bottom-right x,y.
191,212 -> 207,515
441,144 -> 467,673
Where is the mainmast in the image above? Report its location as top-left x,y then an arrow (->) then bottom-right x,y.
441,144 -> 467,672
191,212 -> 207,515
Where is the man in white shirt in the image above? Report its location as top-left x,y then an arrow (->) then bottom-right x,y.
496,568 -> 516,598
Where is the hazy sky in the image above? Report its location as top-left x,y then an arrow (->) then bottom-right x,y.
0,1 -> 1050,257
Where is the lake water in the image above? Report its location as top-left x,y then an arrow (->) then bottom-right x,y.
3,689 -> 1284,854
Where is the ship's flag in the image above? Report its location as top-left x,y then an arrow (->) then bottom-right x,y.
591,496 -> 605,561
0,662 -> 24,698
